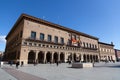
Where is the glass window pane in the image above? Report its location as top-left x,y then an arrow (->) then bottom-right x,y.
54,36 -> 58,43
40,33 -> 44,41
48,35 -> 52,42
61,37 -> 64,44
31,31 -> 36,39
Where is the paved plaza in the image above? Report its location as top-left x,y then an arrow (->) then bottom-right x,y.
0,62 -> 120,80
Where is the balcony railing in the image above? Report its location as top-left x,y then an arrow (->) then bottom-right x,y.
26,37 -> 65,46
25,37 -> 98,50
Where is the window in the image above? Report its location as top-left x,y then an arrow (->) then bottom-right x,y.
61,37 -> 64,44
83,42 -> 85,47
54,36 -> 58,43
31,31 -> 36,39
92,44 -> 94,48
89,44 -> 91,48
48,35 -> 52,42
86,43 -> 88,48
40,33 -> 44,41
95,45 -> 97,49
68,39 -> 71,45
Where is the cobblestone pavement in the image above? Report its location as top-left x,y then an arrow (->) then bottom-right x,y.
0,62 -> 120,80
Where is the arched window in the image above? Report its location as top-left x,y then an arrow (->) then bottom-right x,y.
86,43 -> 88,48
89,44 -> 91,48
95,45 -> 97,49
92,44 -> 94,48
83,42 -> 85,47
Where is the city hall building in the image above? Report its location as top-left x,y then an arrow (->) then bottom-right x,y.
4,14 -> 116,64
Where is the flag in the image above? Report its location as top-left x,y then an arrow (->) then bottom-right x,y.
72,38 -> 77,46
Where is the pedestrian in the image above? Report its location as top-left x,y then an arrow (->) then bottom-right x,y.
21,61 -> 24,67
112,60 -> 115,63
10,61 -> 13,66
34,60 -> 36,66
34,60 -> 38,66
68,60 -> 71,65
16,61 -> 19,69
56,61 -> 59,66
92,61 -> 95,67
50,60 -> 51,65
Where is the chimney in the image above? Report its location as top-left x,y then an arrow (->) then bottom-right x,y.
111,42 -> 113,45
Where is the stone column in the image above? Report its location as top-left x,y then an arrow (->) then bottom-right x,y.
72,53 -> 74,62
89,54 -> 91,62
98,55 -> 100,62
91,55 -> 93,62
51,52 -> 54,63
64,52 -> 66,62
58,52 -> 60,62
43,51 -> 47,63
35,50 -> 39,60
81,54 -> 83,62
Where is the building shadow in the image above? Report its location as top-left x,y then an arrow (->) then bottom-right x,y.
94,64 -> 120,68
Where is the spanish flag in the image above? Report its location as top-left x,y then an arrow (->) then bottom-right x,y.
72,38 -> 77,46
72,38 -> 77,43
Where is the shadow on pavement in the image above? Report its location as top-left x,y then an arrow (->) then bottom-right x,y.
94,64 -> 120,68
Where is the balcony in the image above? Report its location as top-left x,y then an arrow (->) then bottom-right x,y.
25,37 -> 65,46
82,47 -> 98,50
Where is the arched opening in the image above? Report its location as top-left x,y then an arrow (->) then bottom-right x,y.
74,53 -> 77,62
46,52 -> 51,63
108,56 -> 110,61
17,51 -> 20,60
79,54 -> 81,61
87,55 -> 90,62
28,51 -> 36,64
96,55 -> 98,62
90,55 -> 93,62
111,56 -> 113,61
54,52 -> 58,63
60,53 -> 65,62
68,53 -> 72,62
83,54 -> 86,62
38,51 -> 44,63
93,55 -> 96,62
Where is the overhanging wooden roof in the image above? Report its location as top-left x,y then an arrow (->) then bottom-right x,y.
6,13 -> 99,40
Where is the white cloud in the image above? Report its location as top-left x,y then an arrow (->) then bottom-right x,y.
0,35 -> 6,43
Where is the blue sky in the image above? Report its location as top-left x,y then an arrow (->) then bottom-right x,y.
0,0 -> 120,51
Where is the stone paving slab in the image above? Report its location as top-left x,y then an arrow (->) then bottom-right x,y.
0,67 -> 17,80
0,62 -> 120,80
18,62 -> 120,80
2,67 -> 46,80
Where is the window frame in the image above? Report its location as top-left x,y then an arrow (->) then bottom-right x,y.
31,31 -> 36,39
60,37 -> 64,44
48,35 -> 52,42
40,33 -> 45,41
54,36 -> 58,43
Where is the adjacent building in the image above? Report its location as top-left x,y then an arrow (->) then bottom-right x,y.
114,49 -> 120,61
4,14 -> 116,64
0,51 -> 3,60
99,42 -> 116,62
